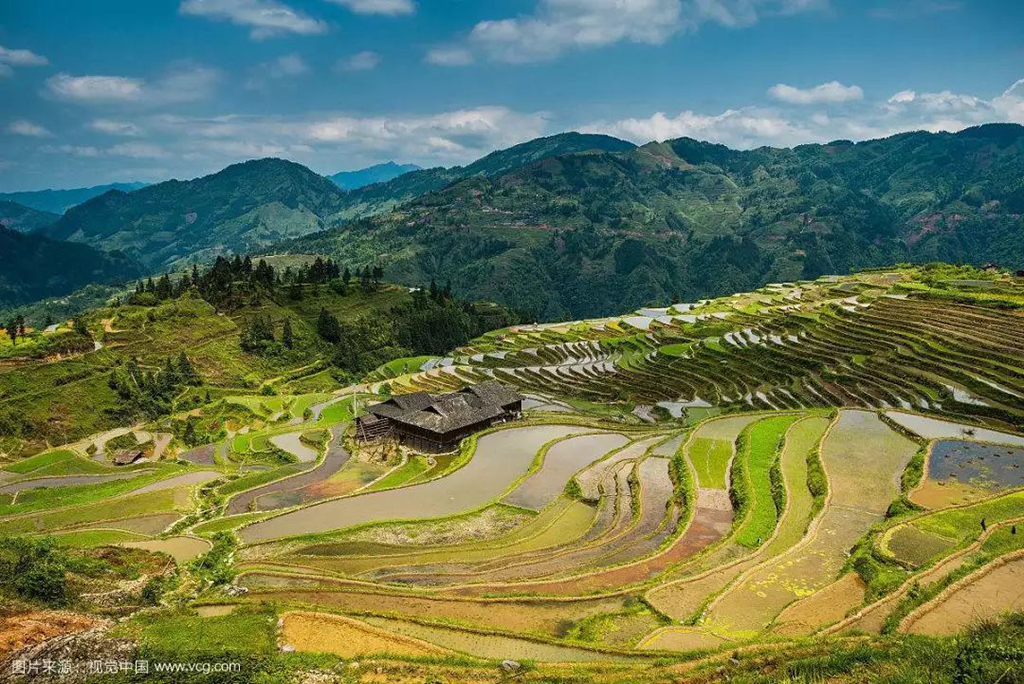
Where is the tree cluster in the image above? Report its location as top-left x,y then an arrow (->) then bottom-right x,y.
108,352 -> 201,419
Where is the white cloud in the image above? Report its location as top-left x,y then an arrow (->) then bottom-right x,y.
0,45 -> 48,66
888,89 -> 916,104
992,79 -> 1024,123
425,47 -> 474,66
179,0 -> 327,39
768,81 -> 864,105
336,51 -> 382,72
583,108 -> 811,148
41,142 -> 168,159
41,144 -> 102,158
47,74 -> 145,103
124,106 -> 549,173
90,119 -> 143,136
326,0 -> 415,16
46,66 -> 220,105
458,0 -> 827,63
8,120 -> 52,137
583,77 -> 1024,150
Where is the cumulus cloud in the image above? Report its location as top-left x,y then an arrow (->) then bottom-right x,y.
335,51 -> 382,72
425,47 -> 474,66
179,0 -> 327,39
583,77 -> 1024,149
452,0 -> 828,64
46,66 -> 220,105
47,74 -> 145,103
583,108 -> 811,148
768,81 -> 864,105
8,120 -> 52,137
325,0 -> 415,15
0,45 -> 49,67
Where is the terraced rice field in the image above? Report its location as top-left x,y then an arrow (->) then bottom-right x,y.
240,424 -> 587,542
6,269 -> 1024,668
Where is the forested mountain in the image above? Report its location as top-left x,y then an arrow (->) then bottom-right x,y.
0,201 -> 58,233
331,132 -> 638,221
36,133 -> 639,271
283,124 -> 1024,319
0,182 -> 147,214
329,161 -> 421,190
0,226 -> 142,307
39,158 -> 348,270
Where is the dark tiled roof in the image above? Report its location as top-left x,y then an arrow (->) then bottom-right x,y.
389,391 -> 434,411
364,382 -> 522,436
459,380 -> 523,408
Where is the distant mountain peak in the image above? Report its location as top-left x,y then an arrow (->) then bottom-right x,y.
329,161 -> 423,190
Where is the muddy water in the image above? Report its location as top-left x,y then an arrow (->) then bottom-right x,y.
227,426 -> 350,515
131,470 -> 221,494
181,445 -> 217,465
885,411 -> 1024,446
121,536 -> 211,563
241,425 -> 586,542
502,432 -> 628,510
271,433 -> 320,463
906,556 -> 1024,636
0,470 -> 152,494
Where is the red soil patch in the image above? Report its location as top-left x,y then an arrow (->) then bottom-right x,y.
0,612 -> 103,654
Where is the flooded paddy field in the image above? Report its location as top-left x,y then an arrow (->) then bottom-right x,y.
503,432 -> 629,510
885,412 -> 1024,446
240,424 -> 587,542
911,440 -> 1024,508
226,427 -> 349,515
121,536 -> 212,563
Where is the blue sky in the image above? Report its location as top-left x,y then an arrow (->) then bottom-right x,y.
1,0 -> 1022,191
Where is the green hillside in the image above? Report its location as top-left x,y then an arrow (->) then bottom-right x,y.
40,159 -> 348,271
286,124 -> 1024,319
0,256 -> 517,454
0,226 -> 142,308
0,200 -> 59,233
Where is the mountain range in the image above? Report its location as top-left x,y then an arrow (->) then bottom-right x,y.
8,125 -> 1024,318
0,182 -> 148,215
